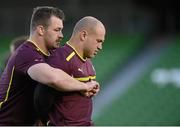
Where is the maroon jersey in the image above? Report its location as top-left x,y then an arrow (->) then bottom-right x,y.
47,43 -> 96,126
0,41 -> 49,125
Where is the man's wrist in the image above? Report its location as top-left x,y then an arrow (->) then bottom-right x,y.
82,83 -> 88,91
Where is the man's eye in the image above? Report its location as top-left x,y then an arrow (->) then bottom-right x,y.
55,29 -> 60,32
97,40 -> 102,43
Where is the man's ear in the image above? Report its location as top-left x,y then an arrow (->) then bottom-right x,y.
80,30 -> 88,41
36,25 -> 45,36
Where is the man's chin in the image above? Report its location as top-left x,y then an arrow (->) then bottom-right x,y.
54,44 -> 60,48
56,45 -> 60,48
87,55 -> 94,59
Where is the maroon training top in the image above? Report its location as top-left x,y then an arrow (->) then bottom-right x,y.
0,41 -> 48,125
47,43 -> 96,126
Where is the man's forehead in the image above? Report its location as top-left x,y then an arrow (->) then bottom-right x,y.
49,16 -> 63,27
49,16 -> 62,22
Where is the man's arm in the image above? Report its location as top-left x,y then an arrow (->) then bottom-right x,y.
27,63 -> 97,92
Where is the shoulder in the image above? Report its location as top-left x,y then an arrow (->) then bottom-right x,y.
47,46 -> 68,68
14,42 -> 45,65
16,41 -> 44,59
12,42 -> 46,73
47,46 -> 72,73
49,44 -> 74,61
57,44 -> 73,56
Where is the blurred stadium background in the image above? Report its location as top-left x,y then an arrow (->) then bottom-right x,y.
1,0 -> 180,125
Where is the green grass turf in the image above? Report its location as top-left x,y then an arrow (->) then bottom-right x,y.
0,37 -> 12,69
94,38 -> 180,125
92,34 -> 145,86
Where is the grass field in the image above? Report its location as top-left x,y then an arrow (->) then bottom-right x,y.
0,37 -> 13,70
92,34 -> 145,86
94,37 -> 180,125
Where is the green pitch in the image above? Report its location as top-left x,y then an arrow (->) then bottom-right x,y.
94,37 -> 180,125
92,34 -> 145,87
0,37 -> 12,69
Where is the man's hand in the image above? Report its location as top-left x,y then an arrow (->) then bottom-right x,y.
81,80 -> 100,97
88,82 -> 100,97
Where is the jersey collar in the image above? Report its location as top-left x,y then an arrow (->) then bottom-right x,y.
66,41 -> 86,62
27,39 -> 50,56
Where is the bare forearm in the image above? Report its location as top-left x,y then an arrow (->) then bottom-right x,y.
28,63 -> 95,92
51,68 -> 87,92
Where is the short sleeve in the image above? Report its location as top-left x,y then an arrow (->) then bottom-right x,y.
15,45 -> 46,74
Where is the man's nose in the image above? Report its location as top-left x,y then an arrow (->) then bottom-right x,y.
98,43 -> 102,50
59,31 -> 63,38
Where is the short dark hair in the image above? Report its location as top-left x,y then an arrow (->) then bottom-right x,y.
30,6 -> 65,31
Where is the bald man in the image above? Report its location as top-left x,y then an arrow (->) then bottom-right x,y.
34,16 -> 106,126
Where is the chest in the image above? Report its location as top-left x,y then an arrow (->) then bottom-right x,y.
70,60 -> 96,79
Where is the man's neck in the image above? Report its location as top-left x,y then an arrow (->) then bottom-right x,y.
28,35 -> 50,56
68,39 -> 84,58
